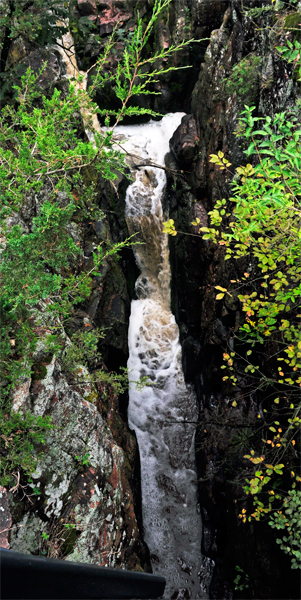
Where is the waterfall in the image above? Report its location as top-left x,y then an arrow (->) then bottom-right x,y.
54,32 -> 211,594
115,115 -> 210,599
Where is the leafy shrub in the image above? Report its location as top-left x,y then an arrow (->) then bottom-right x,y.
203,105 -> 301,564
164,101 -> 301,566
269,490 -> 301,569
0,411 -> 53,486
225,55 -> 262,102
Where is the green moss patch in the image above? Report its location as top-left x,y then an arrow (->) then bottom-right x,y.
225,55 -> 262,103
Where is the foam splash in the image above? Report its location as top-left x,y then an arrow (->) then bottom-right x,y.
115,114 -> 209,599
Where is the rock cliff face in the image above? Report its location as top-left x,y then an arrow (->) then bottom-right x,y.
1,172 -> 149,570
1,0 -> 300,597
167,1 -> 300,598
8,357 -> 144,569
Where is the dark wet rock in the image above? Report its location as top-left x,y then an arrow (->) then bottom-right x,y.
0,487 -> 12,549
170,115 -> 199,168
77,0 -> 98,16
6,48 -> 62,96
22,50 -> 61,90
181,337 -> 201,382
166,2 -> 301,599
95,262 -> 130,365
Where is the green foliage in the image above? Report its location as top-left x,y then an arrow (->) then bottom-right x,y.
202,105 -> 301,563
243,4 -> 273,19
0,411 -> 53,486
284,12 -> 301,31
74,452 -> 91,468
0,69 -> 125,220
162,218 -> 178,236
206,106 -> 301,353
277,39 -> 301,80
269,490 -> 301,569
162,101 -> 301,564
63,329 -> 104,371
234,565 -> 249,591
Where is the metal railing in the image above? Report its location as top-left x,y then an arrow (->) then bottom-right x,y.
0,548 -> 165,599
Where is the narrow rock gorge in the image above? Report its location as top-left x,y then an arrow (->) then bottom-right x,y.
0,1 -> 300,599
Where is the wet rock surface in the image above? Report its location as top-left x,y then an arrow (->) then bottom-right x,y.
170,115 -> 199,168
168,1 -> 301,598
0,487 -> 12,549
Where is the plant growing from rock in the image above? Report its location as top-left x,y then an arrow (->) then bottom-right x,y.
224,54 -> 262,103
0,411 -> 53,487
268,489 -> 301,569
202,105 -> 301,565
164,101 -> 301,566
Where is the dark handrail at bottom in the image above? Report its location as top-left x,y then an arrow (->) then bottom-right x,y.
0,548 -> 166,599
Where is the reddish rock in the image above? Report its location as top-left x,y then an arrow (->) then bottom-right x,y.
98,7 -> 132,35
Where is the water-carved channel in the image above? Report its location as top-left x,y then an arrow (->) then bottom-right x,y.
115,115 -> 210,599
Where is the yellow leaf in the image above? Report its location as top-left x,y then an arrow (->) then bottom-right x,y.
216,293 -> 225,300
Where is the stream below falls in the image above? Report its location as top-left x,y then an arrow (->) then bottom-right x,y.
115,114 -> 212,599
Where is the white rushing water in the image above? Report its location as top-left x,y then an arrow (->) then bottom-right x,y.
115,115 -> 209,599
54,27 -> 210,598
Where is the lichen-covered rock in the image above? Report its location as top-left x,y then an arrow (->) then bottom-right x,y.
8,359 -> 149,570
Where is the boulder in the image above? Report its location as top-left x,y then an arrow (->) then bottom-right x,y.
8,359 -> 148,570
170,115 -> 199,168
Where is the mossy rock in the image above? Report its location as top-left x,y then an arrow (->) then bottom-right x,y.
225,54 -> 262,103
284,12 -> 301,31
32,355 -> 53,381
